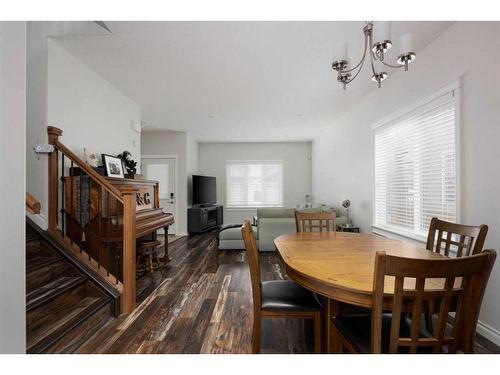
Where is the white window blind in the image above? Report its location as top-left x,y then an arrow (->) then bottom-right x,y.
374,90 -> 457,238
226,160 -> 283,208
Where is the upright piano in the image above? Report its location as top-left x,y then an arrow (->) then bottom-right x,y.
63,173 -> 174,279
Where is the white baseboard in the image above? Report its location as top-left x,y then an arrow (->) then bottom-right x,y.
26,212 -> 48,231
476,319 -> 500,346
158,232 -> 188,237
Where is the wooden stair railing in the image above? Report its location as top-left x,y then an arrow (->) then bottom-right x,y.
47,126 -> 137,314
26,192 -> 41,214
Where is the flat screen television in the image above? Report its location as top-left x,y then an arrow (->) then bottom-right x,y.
192,175 -> 217,206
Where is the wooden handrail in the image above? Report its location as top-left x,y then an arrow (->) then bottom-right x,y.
26,192 -> 41,214
53,140 -> 124,203
48,126 -> 123,203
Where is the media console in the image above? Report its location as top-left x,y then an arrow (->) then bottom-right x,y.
188,205 -> 223,234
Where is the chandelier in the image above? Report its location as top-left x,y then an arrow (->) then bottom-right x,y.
332,21 -> 416,90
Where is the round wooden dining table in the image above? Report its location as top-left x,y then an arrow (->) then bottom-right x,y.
273,231 -> 445,352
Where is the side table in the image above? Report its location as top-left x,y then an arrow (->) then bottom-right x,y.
336,224 -> 360,233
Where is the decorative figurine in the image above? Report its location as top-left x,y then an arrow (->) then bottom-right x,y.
342,199 -> 351,227
305,194 -> 312,208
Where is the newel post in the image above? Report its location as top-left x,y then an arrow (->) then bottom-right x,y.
47,126 -> 63,232
121,187 -> 138,314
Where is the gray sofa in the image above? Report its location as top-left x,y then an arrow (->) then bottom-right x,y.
256,208 -> 296,251
218,206 -> 347,252
218,224 -> 258,250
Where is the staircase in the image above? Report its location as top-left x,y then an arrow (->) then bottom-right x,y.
26,218 -> 119,353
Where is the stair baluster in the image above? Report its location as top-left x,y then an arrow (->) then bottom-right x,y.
47,126 -> 136,314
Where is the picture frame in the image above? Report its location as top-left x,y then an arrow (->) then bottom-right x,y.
101,154 -> 125,178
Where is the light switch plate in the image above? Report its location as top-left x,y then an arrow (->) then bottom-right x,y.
34,144 -> 55,153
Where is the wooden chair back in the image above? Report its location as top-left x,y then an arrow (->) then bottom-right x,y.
371,249 -> 496,354
295,211 -> 336,232
241,220 -> 261,311
426,217 -> 488,257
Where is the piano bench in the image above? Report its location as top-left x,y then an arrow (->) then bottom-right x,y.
136,240 -> 164,276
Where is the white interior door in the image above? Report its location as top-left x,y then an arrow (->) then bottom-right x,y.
142,157 -> 176,235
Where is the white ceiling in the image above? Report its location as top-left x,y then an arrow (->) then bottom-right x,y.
53,21 -> 452,142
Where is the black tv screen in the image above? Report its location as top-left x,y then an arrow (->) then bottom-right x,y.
192,175 -> 217,205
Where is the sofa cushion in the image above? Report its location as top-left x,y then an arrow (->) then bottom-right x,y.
295,207 -> 321,213
219,225 -> 257,240
258,218 -> 296,251
257,208 -> 296,219
297,205 -> 339,216
218,239 -> 258,250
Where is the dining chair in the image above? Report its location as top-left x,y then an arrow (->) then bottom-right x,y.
297,211 -> 360,319
241,220 -> 323,353
295,211 -> 336,232
426,217 -> 488,257
424,217 -> 489,332
331,249 -> 496,353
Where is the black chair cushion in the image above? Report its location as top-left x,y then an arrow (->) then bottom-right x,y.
332,313 -> 434,353
260,280 -> 322,312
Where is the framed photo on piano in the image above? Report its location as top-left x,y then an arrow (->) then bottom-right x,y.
102,154 -> 125,178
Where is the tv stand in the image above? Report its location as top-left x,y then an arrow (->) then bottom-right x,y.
188,205 -> 223,234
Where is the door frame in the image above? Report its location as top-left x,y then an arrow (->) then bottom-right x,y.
141,155 -> 178,235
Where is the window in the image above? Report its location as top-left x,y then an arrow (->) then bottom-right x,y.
373,89 -> 458,238
226,160 -> 283,208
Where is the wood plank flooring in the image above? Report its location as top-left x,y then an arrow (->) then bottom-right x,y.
74,230 -> 498,354
75,230 -> 312,353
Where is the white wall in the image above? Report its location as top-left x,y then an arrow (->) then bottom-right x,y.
26,22 -> 50,229
199,142 -> 312,223
0,21 -> 26,353
312,22 -> 500,344
27,35 -> 141,228
186,132 -> 199,207
141,130 -> 188,235
48,39 -> 141,162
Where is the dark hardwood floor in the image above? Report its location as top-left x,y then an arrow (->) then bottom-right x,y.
73,230 -> 498,354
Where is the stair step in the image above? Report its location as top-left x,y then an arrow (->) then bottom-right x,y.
25,218 -> 118,353
27,239 -> 63,270
26,226 -> 39,242
27,259 -> 81,293
30,240 -> 62,257
26,275 -> 86,311
27,255 -> 63,273
26,238 -> 42,255
73,315 -> 120,354
27,281 -> 109,353
27,291 -> 110,354
43,300 -> 112,353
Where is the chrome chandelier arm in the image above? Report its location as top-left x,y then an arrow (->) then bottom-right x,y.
342,32 -> 369,74
345,51 -> 366,84
379,59 -> 404,69
369,39 -> 378,76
